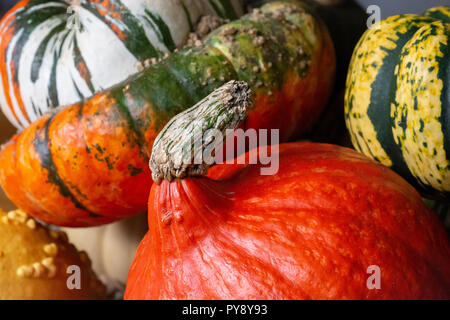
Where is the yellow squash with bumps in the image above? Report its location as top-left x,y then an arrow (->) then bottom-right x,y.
0,209 -> 106,300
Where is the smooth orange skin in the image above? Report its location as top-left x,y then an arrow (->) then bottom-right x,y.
125,143 -> 450,300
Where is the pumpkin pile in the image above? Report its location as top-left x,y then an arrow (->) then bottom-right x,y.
0,0 -> 449,300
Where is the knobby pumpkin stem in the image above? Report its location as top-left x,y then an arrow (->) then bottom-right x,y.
150,80 -> 253,184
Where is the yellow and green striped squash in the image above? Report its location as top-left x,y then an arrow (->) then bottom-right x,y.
345,6 -> 450,199
0,0 -> 243,130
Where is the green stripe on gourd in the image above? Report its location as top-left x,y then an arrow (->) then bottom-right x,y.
392,21 -> 450,192
425,7 -> 450,23
33,113 -> 100,218
349,15 -> 438,188
346,15 -> 434,167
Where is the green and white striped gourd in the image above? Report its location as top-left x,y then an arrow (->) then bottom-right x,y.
0,0 -> 243,129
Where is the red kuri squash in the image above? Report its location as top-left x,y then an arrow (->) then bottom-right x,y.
125,82 -> 450,300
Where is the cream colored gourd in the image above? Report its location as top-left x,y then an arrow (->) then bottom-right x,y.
62,213 -> 147,286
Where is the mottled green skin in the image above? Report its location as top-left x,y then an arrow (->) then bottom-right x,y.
112,45 -> 238,147
206,3 -> 312,93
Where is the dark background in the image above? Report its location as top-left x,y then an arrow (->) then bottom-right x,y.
0,0 -> 16,15
358,0 -> 449,18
